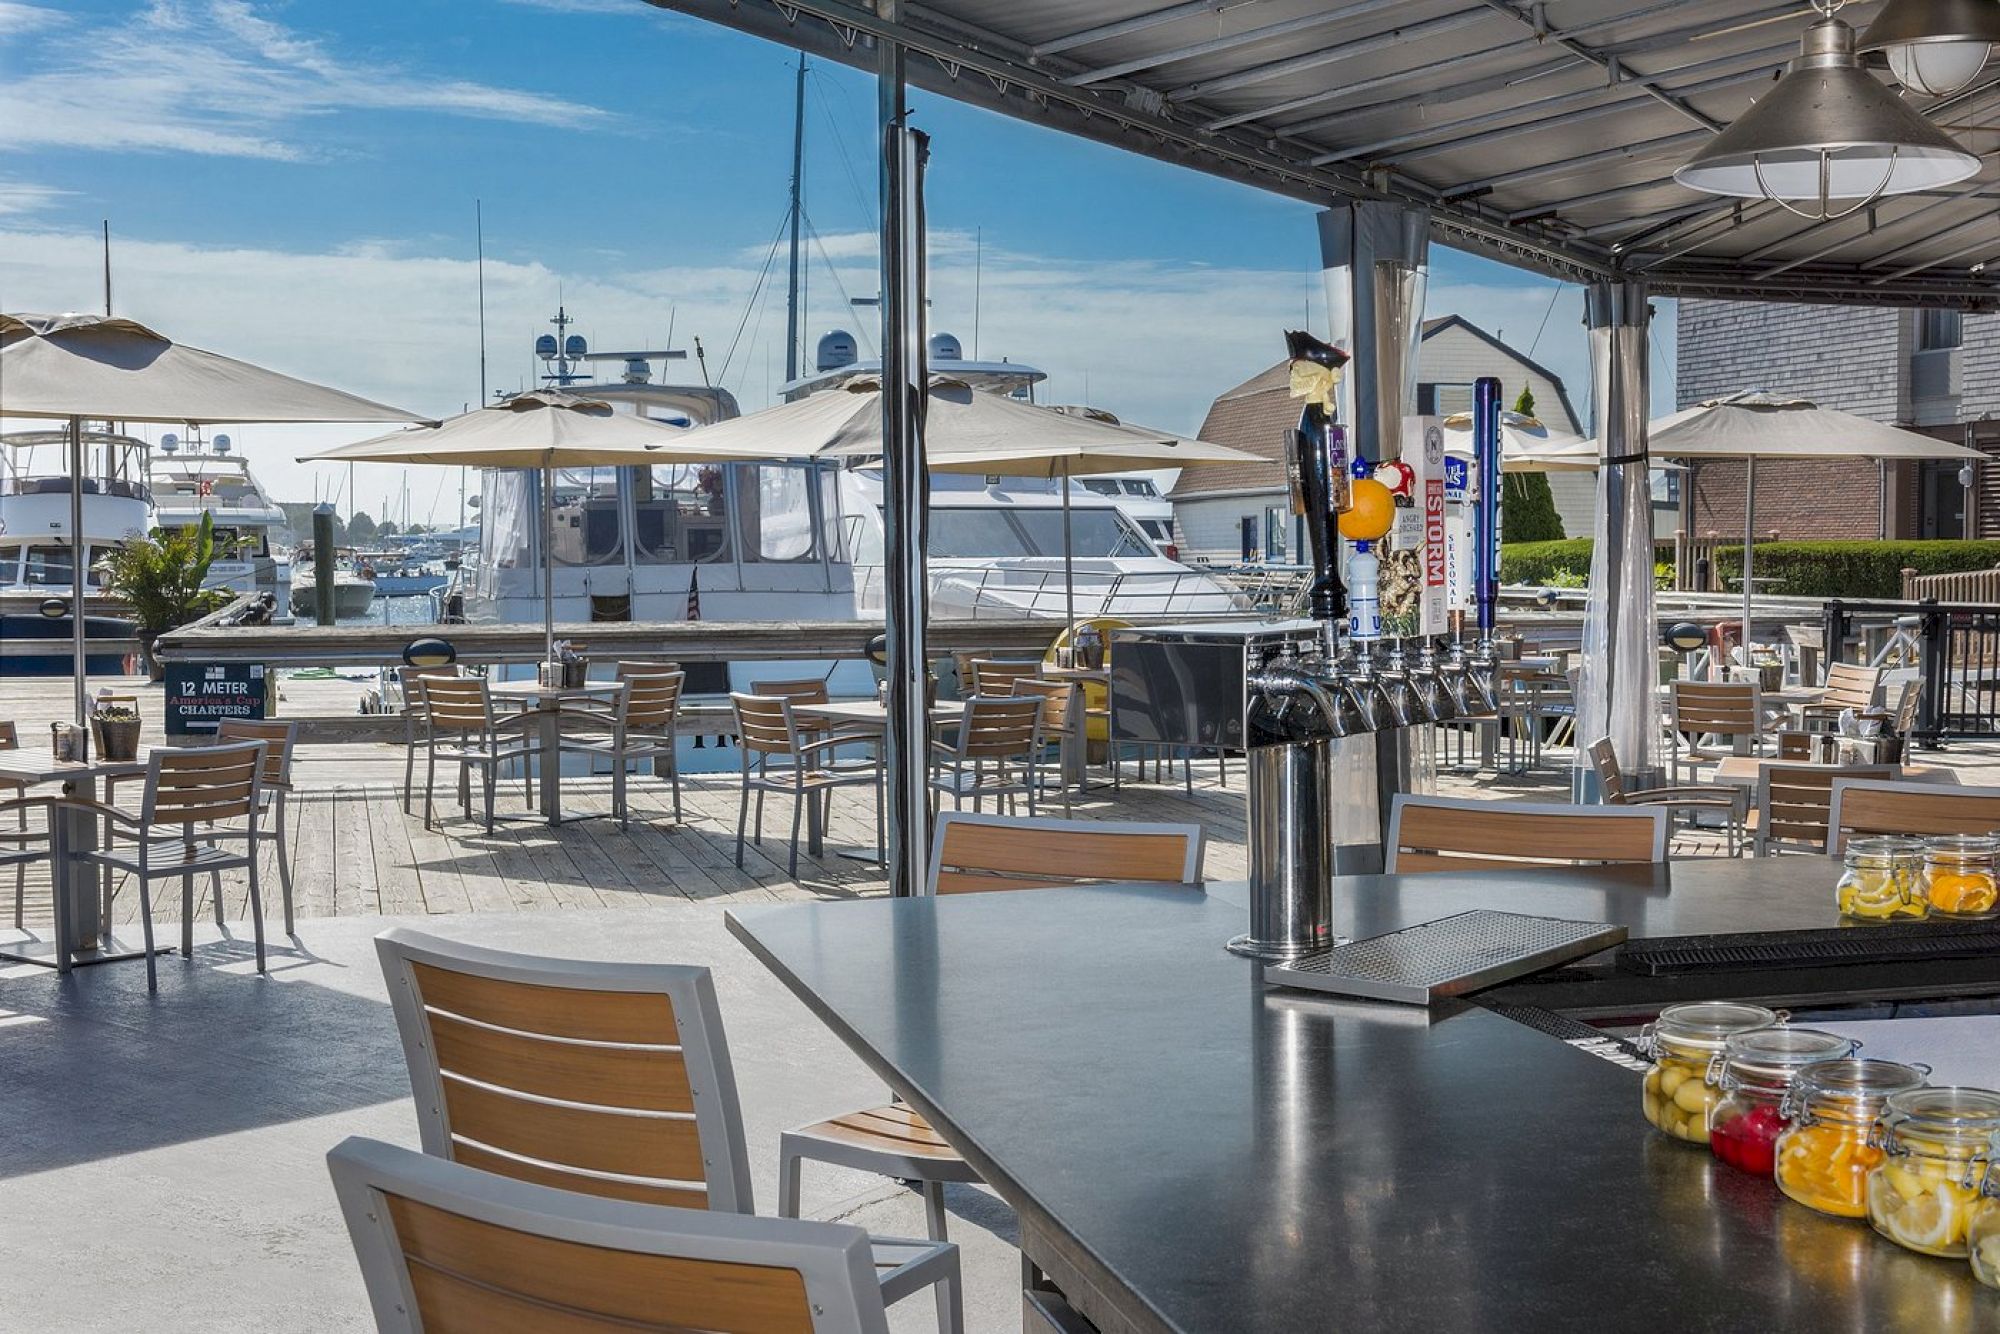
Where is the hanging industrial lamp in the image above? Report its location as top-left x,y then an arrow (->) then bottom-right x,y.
1859,0 -> 2000,96
1675,14 -> 1981,219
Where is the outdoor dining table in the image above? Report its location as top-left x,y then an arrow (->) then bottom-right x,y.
0,745 -> 155,971
486,678 -> 625,827
1706,755 -> 1958,787
727,858 -> 1999,1333
788,700 -> 970,863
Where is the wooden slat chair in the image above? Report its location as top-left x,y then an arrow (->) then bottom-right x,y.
1010,677 -> 1081,815
777,812 -> 1204,1283
1667,680 -> 1765,782
1586,736 -> 1745,856
215,719 -> 300,934
562,668 -> 686,826
730,693 -> 882,876
67,740 -> 269,989
927,696 -> 1043,816
1751,763 -> 1898,855
0,719 -> 32,927
0,793 -> 55,940
396,665 -> 462,815
372,929 -> 956,1331
1797,661 -> 1884,730
328,1137 -> 895,1334
1829,777 -> 2000,855
1385,794 -> 1669,874
966,658 -> 1041,698
416,675 -> 539,834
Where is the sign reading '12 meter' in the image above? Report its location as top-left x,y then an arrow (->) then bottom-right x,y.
164,662 -> 269,736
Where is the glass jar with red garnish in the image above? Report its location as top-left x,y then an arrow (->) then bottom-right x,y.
1710,1027 -> 1858,1176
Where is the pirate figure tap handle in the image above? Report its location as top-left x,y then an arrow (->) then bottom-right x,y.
1283,330 -> 1352,624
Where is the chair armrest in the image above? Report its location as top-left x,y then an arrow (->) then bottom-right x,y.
489,712 -> 546,737
0,795 -> 57,821
51,797 -> 144,828
795,736 -> 876,761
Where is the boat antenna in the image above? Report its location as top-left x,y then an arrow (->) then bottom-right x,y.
694,335 -> 712,388
476,200 -> 489,404
785,51 -> 808,383
972,226 -> 981,360
102,220 -> 113,316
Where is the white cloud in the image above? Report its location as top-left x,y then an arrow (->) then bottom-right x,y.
0,1 -> 613,161
0,2 -> 64,37
0,179 -> 68,215
0,220 -> 1624,524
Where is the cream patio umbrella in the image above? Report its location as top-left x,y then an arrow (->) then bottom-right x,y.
1648,391 -> 1986,643
303,389 -> 793,662
1440,409 -> 1597,471
0,311 -> 428,755
683,377 -> 1262,629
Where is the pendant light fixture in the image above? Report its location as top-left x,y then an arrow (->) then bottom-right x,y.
1859,0 -> 2000,97
1675,11 -> 1981,220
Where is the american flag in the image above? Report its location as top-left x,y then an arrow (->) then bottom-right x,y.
685,566 -> 700,621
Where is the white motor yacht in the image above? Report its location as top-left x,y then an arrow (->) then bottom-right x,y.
150,430 -> 291,603
0,429 -> 148,675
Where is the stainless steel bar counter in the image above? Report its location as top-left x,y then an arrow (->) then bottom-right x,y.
727,861 -> 2000,1333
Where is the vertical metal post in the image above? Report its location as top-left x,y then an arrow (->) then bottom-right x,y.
785,52 -> 808,384
877,2 -> 932,897
1918,598 -> 1946,748
312,504 -> 338,627
1741,457 -> 1756,650
1472,378 -> 1502,638
69,416 -> 90,756
1579,280 -> 1658,794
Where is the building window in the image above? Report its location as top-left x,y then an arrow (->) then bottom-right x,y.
1417,382 -> 1475,416
1917,308 -> 1962,351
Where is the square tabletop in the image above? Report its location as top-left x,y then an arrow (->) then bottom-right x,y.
0,745 -> 156,785
487,680 -> 625,704
1707,755 -> 1955,787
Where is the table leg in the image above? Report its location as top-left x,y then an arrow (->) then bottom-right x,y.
0,773 -> 155,971
539,708 -> 561,825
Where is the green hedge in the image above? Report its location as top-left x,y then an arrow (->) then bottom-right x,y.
1497,539 -> 2000,599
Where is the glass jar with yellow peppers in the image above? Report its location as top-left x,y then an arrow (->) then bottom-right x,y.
1835,836 -> 1926,922
1774,1059 -> 1928,1217
1640,1001 -> 1778,1145
1970,1137 -> 2000,1289
1920,835 -> 2000,919
1866,1087 -> 2000,1259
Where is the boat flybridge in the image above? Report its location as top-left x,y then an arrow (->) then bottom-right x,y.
150,429 -> 291,602
0,428 -> 151,602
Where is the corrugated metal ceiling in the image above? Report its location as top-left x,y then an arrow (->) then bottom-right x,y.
644,0 -> 2000,307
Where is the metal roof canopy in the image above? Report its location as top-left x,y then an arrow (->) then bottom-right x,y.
644,0 -> 2000,309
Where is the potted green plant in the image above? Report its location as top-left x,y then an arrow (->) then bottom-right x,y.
97,513 -> 232,681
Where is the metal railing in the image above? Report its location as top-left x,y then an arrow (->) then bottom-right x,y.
855,565 -> 1261,622
1822,597 -> 2000,743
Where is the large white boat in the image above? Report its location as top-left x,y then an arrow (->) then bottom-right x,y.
0,429 -> 147,674
150,430 -> 291,603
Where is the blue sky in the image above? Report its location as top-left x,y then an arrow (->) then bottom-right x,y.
0,0 -> 1676,521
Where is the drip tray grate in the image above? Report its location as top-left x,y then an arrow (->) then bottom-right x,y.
1264,910 -> 1626,1006
1619,923 -> 2000,976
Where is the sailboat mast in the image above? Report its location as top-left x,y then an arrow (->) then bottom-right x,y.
784,52 -> 807,383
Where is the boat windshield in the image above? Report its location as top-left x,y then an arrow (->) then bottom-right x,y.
924,506 -> 1154,560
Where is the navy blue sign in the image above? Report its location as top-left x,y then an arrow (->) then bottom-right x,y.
164,662 -> 269,736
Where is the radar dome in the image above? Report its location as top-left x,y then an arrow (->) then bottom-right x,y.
534,334 -> 558,361
816,329 -> 859,372
928,332 -> 963,362
213,433 -> 232,453
159,433 -> 179,454
563,334 -> 587,360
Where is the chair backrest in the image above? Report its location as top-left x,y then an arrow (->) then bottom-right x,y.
622,669 -> 685,731
1585,737 -> 1627,804
215,718 -> 297,787
1829,777 -> 2000,854
1776,731 -> 1813,760
374,928 -> 755,1215
1010,677 -> 1075,731
397,664 -> 461,716
1889,677 -> 1923,735
141,739 -> 266,827
731,693 -> 796,757
617,659 -> 683,679
747,678 -> 830,707
969,659 -> 1041,697
1756,763 -> 1898,853
419,675 -> 492,734
1822,661 -> 1883,711
328,1136 -> 886,1334
0,720 -> 16,749
929,811 -> 1205,894
951,695 -> 1042,759
1670,680 -> 1762,740
1385,795 -> 1669,873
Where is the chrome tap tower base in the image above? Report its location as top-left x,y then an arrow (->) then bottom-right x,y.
1228,738 -> 1336,960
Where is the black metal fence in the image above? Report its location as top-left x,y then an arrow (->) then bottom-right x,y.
1822,598 -> 2000,745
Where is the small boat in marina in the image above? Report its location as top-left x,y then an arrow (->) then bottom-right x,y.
289,563 -> 378,621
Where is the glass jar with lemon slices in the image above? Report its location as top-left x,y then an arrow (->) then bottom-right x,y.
1970,1141 -> 2000,1289
1640,1001 -> 1778,1145
1919,835 -> 2000,919
1865,1087 -> 2000,1259
1835,836 -> 1927,922
1709,1028 -> 1857,1176
1774,1059 -> 1928,1217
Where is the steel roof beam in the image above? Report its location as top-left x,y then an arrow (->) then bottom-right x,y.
1030,1 -> 1231,59
1207,47 -> 1575,135
1167,9 -> 1498,102
1577,202 -> 1714,240
1444,130 -> 1709,198
1062,0 -> 1410,87
1869,234 -> 2000,284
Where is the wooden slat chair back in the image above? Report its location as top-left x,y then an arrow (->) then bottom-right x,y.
397,664 -> 460,714
1776,731 -> 1813,760
1585,737 -> 1629,804
1821,662 -> 1883,712
142,740 -> 266,826
929,811 -> 1204,894
1889,678 -> 1923,735
328,1136 -> 888,1334
1670,680 -> 1762,740
732,693 -> 798,758
955,696 -> 1042,759
1386,795 -> 1668,874
215,718 -> 296,789
1829,778 -> 2000,854
622,669 -> 685,731
418,675 -> 495,735
0,720 -> 16,748
968,659 -> 1040,698
617,659 -> 682,680
1755,763 -> 1898,854
1010,677 -> 1074,731
375,928 -> 755,1215
748,678 -> 830,706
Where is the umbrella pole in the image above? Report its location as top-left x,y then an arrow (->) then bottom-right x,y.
543,463 -> 557,666
1062,472 -> 1075,637
1741,457 -> 1755,670
70,415 -> 90,758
